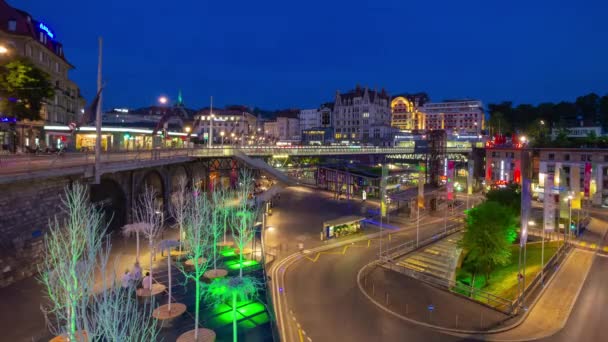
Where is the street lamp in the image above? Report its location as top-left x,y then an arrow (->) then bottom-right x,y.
220,131 -> 225,146
565,193 -> 573,243
158,96 -> 168,105
0,45 -> 8,55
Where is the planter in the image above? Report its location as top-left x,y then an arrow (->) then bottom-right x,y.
50,331 -> 88,342
153,303 -> 187,328
136,283 -> 166,303
176,328 -> 216,342
204,269 -> 228,280
184,257 -> 207,267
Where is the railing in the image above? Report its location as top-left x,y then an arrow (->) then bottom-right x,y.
380,258 -> 515,314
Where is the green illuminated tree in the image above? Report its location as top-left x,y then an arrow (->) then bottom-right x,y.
0,57 -> 54,121
459,201 -> 517,285
177,190 -> 214,341
231,171 -> 261,278
39,183 -> 106,340
206,276 -> 260,342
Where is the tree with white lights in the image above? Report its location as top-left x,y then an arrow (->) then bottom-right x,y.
132,186 -> 164,292
170,176 -> 189,254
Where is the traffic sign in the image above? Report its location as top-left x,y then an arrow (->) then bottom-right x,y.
427,304 -> 435,312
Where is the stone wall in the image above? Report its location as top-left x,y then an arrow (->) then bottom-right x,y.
0,177 -> 73,287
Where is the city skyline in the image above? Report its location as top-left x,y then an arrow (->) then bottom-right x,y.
14,0 -> 608,109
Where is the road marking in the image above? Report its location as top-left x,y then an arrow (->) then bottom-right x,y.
302,241 -> 372,262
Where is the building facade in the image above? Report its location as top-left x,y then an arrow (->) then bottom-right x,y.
194,108 -> 257,145
299,108 -> 319,132
423,100 -> 484,134
0,0 -> 84,151
333,85 -> 392,144
390,93 -> 428,131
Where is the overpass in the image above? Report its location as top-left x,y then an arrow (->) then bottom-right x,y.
0,145 -> 471,183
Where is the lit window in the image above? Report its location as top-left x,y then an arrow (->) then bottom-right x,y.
8,20 -> 16,31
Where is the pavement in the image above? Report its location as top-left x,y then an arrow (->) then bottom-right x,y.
394,231 -> 463,280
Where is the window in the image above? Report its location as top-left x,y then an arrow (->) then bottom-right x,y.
564,154 -> 570,161
604,155 -> 608,162
26,45 -> 32,57
548,153 -> 555,161
8,20 -> 16,31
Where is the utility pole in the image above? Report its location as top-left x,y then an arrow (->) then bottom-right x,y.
94,37 -> 103,184
207,96 -> 213,148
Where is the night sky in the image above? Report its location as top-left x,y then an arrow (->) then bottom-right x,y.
14,0 -> 608,110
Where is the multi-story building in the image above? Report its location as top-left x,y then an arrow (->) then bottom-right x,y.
333,85 -> 392,144
0,0 -> 85,151
423,100 -> 484,134
299,108 -> 319,132
485,146 -> 608,206
264,116 -> 300,143
194,108 -> 257,145
318,102 -> 333,127
390,93 -> 429,131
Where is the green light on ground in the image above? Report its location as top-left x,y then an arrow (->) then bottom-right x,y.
237,302 -> 265,316
227,260 -> 259,270
221,248 -> 236,257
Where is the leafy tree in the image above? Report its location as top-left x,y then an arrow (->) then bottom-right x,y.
459,201 -> 517,285
599,95 -> 608,129
0,58 -> 54,121
575,93 -> 599,122
485,185 -> 521,214
487,111 -> 512,135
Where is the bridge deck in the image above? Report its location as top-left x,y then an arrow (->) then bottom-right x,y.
0,146 -> 471,183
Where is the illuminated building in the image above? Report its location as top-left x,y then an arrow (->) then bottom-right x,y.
0,0 -> 85,150
194,107 -> 257,144
332,85 -> 392,144
299,108 -> 320,131
423,100 -> 484,134
390,93 -> 428,131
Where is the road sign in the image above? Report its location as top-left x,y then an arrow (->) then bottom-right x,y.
427,304 -> 435,312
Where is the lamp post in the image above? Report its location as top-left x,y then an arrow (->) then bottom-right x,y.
231,132 -> 235,146
566,193 -> 573,243
220,131 -> 225,146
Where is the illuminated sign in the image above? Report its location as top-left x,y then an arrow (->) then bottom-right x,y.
114,108 -> 129,113
39,23 -> 54,39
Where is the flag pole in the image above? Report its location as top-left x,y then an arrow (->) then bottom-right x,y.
94,37 -> 103,184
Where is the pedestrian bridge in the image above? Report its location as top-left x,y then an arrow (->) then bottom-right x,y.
0,145 -> 472,183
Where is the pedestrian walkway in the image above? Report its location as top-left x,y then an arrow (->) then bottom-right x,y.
480,248 -> 595,341
395,231 -> 463,280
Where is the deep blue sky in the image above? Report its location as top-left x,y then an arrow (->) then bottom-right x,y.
14,0 -> 608,110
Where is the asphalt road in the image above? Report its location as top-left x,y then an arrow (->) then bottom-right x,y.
269,187 -> 482,341
539,215 -> 608,342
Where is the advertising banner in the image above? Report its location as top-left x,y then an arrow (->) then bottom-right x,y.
520,178 -> 531,248
381,164 -> 388,217
418,162 -> 425,208
584,162 -> 592,198
544,174 -> 555,232
447,161 -> 455,200
467,159 -> 474,195
571,165 -> 581,209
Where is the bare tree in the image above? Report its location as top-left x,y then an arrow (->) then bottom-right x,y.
169,176 -> 189,254
231,170 -> 261,278
132,186 -> 164,290
121,222 -> 149,263
88,240 -> 160,341
157,239 -> 181,313
39,183 -> 107,340
176,190 -> 214,341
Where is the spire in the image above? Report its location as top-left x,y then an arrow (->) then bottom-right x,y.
177,89 -> 183,106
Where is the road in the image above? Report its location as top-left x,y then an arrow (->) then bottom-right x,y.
267,187 -> 480,342
537,212 -> 608,342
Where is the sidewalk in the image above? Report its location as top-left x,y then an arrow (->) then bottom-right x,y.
0,227 -> 181,342
481,248 -> 595,341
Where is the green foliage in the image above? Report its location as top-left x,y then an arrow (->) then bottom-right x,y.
487,111 -> 512,135
459,201 -> 517,283
0,58 -> 54,121
485,184 -> 521,214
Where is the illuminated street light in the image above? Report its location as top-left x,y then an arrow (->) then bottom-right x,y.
184,126 -> 191,133
0,45 -> 8,54
158,96 -> 168,105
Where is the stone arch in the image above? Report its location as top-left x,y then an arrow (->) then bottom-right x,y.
169,164 -> 191,193
137,170 -> 166,218
90,178 -> 127,234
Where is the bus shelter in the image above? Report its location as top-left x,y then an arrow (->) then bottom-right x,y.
322,215 -> 365,240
